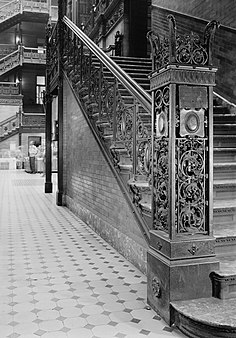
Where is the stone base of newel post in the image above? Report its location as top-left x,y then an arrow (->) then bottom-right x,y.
147,231 -> 219,324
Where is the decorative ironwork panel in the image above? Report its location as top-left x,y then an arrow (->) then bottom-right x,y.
153,85 -> 170,232
153,138 -> 169,232
137,140 -> 151,176
22,114 -> 45,126
147,15 -> 219,71
175,32 -> 208,66
176,138 -> 207,234
116,97 -> 133,157
175,85 -> 208,235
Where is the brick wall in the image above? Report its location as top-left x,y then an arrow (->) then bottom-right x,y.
152,0 -> 236,29
62,78 -> 148,274
151,6 -> 236,103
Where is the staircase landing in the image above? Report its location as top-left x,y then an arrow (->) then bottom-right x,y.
171,255 -> 236,337
171,297 -> 236,338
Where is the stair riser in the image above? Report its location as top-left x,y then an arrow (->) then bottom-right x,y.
214,116 -> 236,124
213,187 -> 236,200
214,152 -> 236,162
214,138 -> 236,147
214,171 -> 236,180
213,209 -> 236,227
214,126 -> 236,134
215,238 -> 236,256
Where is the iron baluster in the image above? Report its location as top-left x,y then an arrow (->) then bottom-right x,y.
132,99 -> 138,179
112,78 -> 118,142
88,51 -> 92,99
98,62 -> 103,121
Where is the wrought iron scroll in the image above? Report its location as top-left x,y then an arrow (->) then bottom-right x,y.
153,85 -> 170,232
147,15 -> 219,71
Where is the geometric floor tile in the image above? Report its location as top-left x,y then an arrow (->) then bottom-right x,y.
0,171 -> 186,338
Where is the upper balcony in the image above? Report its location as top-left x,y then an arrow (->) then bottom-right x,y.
0,45 -> 46,78
0,81 -> 23,106
84,0 -> 123,40
0,0 -> 58,31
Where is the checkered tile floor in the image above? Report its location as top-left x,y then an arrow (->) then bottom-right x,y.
0,170 -> 186,338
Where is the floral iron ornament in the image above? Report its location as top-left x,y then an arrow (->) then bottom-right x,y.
147,15 -> 220,71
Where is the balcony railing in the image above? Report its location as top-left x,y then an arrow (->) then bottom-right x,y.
0,49 -> 20,76
21,113 -> 45,126
0,111 -> 45,138
23,46 -> 46,64
0,45 -> 46,76
0,82 -> 20,95
0,113 -> 20,137
84,0 -> 118,35
0,0 -> 57,24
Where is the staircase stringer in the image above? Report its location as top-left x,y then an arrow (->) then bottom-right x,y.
64,70 -> 151,243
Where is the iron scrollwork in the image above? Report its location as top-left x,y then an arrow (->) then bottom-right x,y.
176,138 -> 207,234
147,15 -> 219,71
153,85 -> 170,233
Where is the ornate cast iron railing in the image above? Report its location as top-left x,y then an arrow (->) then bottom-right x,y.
22,46 -> 46,64
83,0 -> 124,43
0,0 -> 50,24
21,113 -> 45,126
0,111 -> 45,138
0,49 -> 20,76
0,45 -> 46,76
47,16 -> 153,230
62,17 -> 152,186
0,113 -> 20,137
147,15 -> 219,71
0,82 -> 20,95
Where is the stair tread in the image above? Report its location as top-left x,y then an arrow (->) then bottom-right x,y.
214,222 -> 236,238
171,297 -> 236,329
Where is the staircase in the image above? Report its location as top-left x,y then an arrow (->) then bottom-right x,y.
68,49 -> 236,262
213,96 -> 236,258
0,113 -> 20,141
90,56 -> 153,228
100,56 -> 236,259
56,16 -> 236,336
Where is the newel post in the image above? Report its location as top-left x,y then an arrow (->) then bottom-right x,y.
147,16 -> 220,324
